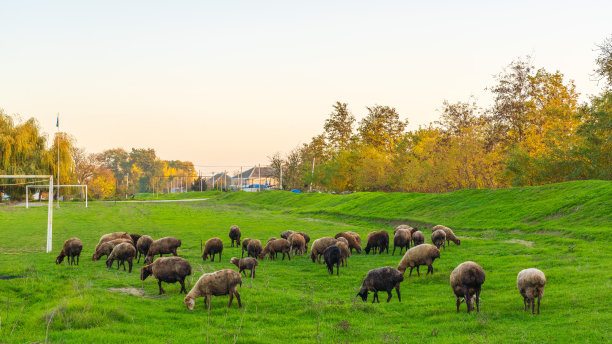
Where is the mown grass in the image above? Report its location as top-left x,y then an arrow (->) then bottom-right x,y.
0,180 -> 611,343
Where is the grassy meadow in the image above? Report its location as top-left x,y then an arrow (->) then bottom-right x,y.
1,180 -> 611,343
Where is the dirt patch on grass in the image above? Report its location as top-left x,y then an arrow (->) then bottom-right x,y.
108,287 -> 144,296
504,239 -> 534,247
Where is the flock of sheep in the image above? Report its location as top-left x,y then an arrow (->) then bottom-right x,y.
55,224 -> 547,314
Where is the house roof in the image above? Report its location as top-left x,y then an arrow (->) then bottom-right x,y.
233,166 -> 276,179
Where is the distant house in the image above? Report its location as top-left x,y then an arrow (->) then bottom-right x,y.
208,172 -> 233,187
233,166 -> 278,189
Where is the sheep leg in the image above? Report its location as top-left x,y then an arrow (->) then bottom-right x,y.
228,292 -> 234,307
537,295 -> 541,314
205,295 -> 211,310
372,291 -> 378,303
77,254 -> 80,265
179,279 -> 186,294
523,297 -> 528,311
158,280 -> 165,295
252,268 -> 255,278
123,260 -> 127,271
416,266 -> 420,277
456,298 -> 461,313
336,261 -> 339,275
465,289 -> 472,313
392,246 -> 396,255
128,258 -> 133,273
395,286 -> 401,302
531,298 -> 535,315
386,290 -> 392,303
476,290 -> 481,313
235,290 -> 242,308
408,267 -> 414,277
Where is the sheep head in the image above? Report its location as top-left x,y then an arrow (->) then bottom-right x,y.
55,254 -> 65,265
356,288 -> 368,302
140,266 -> 152,281
184,296 -> 195,310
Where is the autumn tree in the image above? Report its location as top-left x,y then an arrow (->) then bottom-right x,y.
594,35 -> 612,88
324,102 -> 356,152
357,105 -> 407,152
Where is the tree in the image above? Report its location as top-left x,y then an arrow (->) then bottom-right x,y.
89,167 -> 116,199
323,102 -> 356,152
594,35 -> 612,87
357,105 -> 407,152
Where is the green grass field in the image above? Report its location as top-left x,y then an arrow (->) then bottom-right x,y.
1,180 -> 611,343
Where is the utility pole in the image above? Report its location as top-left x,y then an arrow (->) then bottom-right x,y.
126,174 -> 129,199
258,164 -> 261,192
280,162 -> 283,190
309,158 -> 315,192
56,115 -> 60,208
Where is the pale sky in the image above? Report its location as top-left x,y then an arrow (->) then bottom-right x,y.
1,1 -> 610,175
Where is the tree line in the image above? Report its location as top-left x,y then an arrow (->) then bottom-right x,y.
270,36 -> 612,192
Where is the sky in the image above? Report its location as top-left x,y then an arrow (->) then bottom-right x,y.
1,1 -> 610,175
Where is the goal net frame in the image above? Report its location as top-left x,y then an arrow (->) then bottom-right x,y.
26,184 -> 88,208
0,175 -> 54,253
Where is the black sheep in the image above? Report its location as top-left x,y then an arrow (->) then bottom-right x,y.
357,267 -> 404,303
323,245 -> 341,275
365,231 -> 389,255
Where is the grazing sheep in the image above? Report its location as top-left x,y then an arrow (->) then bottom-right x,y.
336,236 -> 349,246
431,230 -> 446,250
184,269 -> 243,310
297,232 -> 311,252
92,238 -> 133,261
433,225 -> 461,246
260,238 -> 291,261
106,242 -> 137,273
517,268 -> 546,315
334,232 -> 362,254
144,237 -> 182,264
56,238 -> 83,265
450,261 -> 485,313
288,233 -> 306,255
323,245 -> 341,275
247,239 -> 263,259
393,229 -> 411,255
336,241 -> 351,267
412,230 -> 425,246
365,231 -> 389,255
230,257 -> 258,278
241,238 -> 252,258
394,225 -> 412,235
96,232 -> 132,251
202,238 -> 223,262
310,237 -> 338,264
140,257 -> 192,295
280,230 -> 296,240
129,234 -> 141,246
357,267 -> 404,303
136,235 -> 153,263
266,237 -> 278,244
228,225 -> 241,247
397,244 -> 440,277
408,227 -> 420,236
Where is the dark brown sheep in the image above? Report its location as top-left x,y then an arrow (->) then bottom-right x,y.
229,225 -> 241,247
92,238 -> 132,261
431,229 -> 446,250
324,245 -> 341,275
450,261 -> 485,313
310,237 -> 338,263
247,239 -> 263,259
357,267 -> 404,303
136,235 -> 153,263
230,257 -> 258,278
241,238 -> 252,258
106,242 -> 137,272
96,232 -> 132,251
280,230 -> 296,240
141,256 -> 192,294
392,229 -> 411,255
129,234 -> 141,246
56,238 -> 83,265
345,231 -> 362,247
365,231 -> 389,255
202,237 -> 223,262
266,237 -> 278,244
260,239 -> 291,260
397,244 -> 441,277
184,269 -> 243,310
412,231 -> 425,246
288,233 -> 306,255
144,237 -> 181,264
335,232 -> 362,254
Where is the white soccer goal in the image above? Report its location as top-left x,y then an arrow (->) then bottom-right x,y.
26,184 -> 87,208
0,175 -> 54,252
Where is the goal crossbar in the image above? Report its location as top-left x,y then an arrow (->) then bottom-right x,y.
26,184 -> 87,208
0,175 -> 54,252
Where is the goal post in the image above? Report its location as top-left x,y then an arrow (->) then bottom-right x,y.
0,175 -> 54,253
26,184 -> 87,208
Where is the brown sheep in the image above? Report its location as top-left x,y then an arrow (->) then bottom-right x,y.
412,230 -> 425,246
393,229 -> 411,255
334,232 -> 362,254
136,235 -> 153,263
229,225 -> 241,247
357,267 -> 404,303
310,237 -> 338,263
202,237 -> 223,262
260,238 -> 291,260
280,230 -> 296,240
365,231 -> 389,255
247,239 -> 263,259
56,238 -> 83,265
288,233 -> 306,255
230,257 -> 258,278
297,232 -> 311,252
144,237 -> 181,264
241,238 -> 252,258
450,261 -> 485,313
96,232 -> 132,251
336,241 -> 350,267
397,244 -> 440,277
106,242 -> 137,273
184,269 -> 243,310
140,256 -> 192,295
92,238 -> 133,261
517,268 -> 546,314
129,234 -> 141,246
432,225 -> 461,246
394,225 -> 412,235
431,229 -> 446,250
409,227 -> 420,236
345,231 -> 362,246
